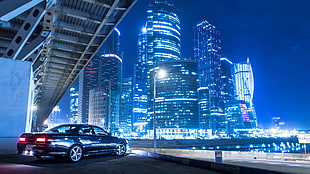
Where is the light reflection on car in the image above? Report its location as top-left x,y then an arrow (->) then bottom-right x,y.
17,124 -> 128,162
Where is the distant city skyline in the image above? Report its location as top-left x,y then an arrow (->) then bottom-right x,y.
56,0 -> 310,130
117,0 -> 310,129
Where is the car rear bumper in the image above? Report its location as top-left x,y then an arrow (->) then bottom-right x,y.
17,143 -> 67,157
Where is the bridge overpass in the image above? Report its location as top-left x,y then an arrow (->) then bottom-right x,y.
0,0 -> 136,153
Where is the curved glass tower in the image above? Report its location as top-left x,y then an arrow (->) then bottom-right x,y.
152,61 -> 199,129
233,58 -> 257,128
145,1 -> 181,64
133,1 -> 182,136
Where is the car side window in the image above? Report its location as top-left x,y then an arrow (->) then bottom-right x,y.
47,125 -> 77,134
93,126 -> 109,136
79,126 -> 94,135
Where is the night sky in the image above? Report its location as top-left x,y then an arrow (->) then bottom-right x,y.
57,0 -> 310,129
116,0 -> 310,129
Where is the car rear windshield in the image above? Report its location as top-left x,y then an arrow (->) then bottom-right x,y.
45,125 -> 79,134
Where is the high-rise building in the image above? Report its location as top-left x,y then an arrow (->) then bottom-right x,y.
48,106 -> 62,127
225,100 -> 252,132
119,77 -> 133,137
78,29 -> 122,133
88,88 -> 108,128
149,61 -> 199,139
220,58 -> 234,105
69,87 -> 79,123
133,0 -> 182,135
194,21 -> 224,133
233,58 -> 257,128
145,0 -> 181,65
86,54 -> 122,132
132,29 -> 149,137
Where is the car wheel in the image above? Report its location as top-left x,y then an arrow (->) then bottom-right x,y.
115,143 -> 127,156
67,145 -> 83,162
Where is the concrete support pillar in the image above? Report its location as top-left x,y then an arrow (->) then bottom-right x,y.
0,58 -> 33,154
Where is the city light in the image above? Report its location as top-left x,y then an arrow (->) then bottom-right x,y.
31,105 -> 37,111
157,69 -> 167,79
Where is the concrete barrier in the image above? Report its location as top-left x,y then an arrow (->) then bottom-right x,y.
0,137 -> 18,154
134,148 -> 310,162
132,149 -> 292,174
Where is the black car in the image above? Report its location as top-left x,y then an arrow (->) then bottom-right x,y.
17,124 -> 128,162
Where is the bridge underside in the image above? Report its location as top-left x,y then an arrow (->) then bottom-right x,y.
0,0 -> 136,127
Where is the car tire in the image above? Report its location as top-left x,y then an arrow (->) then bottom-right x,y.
115,143 -> 127,156
67,144 -> 83,162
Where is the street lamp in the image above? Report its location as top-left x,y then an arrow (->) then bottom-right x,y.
153,69 -> 167,153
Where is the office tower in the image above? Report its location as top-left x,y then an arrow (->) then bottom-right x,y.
132,30 -> 149,137
220,58 -> 235,133
194,20 -> 224,133
78,29 -> 122,133
220,58 -> 234,105
225,100 -> 252,131
133,0 -> 182,135
119,77 -> 133,137
145,0 -> 181,65
86,53 -> 122,132
100,28 -> 120,54
69,87 -> 79,123
48,106 -> 62,126
233,58 -> 257,128
88,88 -> 108,128
151,61 -> 199,139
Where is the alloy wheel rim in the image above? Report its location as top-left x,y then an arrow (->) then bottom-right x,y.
116,144 -> 125,155
70,146 -> 82,161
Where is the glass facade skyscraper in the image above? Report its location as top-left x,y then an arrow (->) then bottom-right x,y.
194,21 -> 224,133
88,88 -> 108,128
119,77 -> 133,136
220,58 -> 234,105
151,61 -> 199,129
78,29 -> 122,133
233,58 -> 257,128
225,100 -> 252,131
133,0 -> 182,135
132,30 -> 149,136
69,87 -> 79,123
145,0 -> 181,64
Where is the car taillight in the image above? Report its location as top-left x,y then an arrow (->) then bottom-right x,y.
36,137 -> 47,143
18,137 -> 26,143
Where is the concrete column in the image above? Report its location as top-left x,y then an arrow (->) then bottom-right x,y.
0,58 -> 33,154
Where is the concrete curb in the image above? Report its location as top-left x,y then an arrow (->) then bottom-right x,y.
132,150 -> 292,174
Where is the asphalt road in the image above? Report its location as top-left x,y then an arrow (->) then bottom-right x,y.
0,152 -> 224,174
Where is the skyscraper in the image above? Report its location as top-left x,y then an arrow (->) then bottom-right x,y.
88,88 -> 107,128
119,77 -> 133,137
145,0 -> 181,65
69,87 -> 79,123
48,106 -> 63,127
220,58 -> 234,105
133,0 -> 182,134
150,61 -> 199,139
225,100 -> 253,131
132,29 -> 149,136
194,21 -> 224,133
78,29 -> 122,132
233,58 -> 257,128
